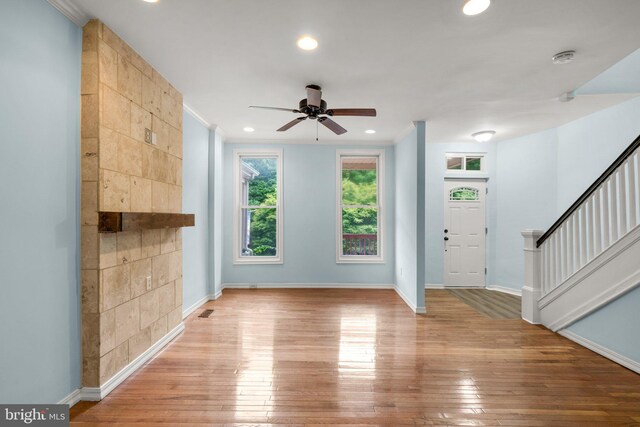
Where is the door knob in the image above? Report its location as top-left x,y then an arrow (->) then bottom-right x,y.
444,229 -> 449,233
444,237 -> 449,241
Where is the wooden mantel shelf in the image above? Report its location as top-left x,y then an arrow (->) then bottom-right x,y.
98,212 -> 195,233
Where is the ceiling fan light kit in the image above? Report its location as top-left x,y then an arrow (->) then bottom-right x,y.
249,84 -> 376,137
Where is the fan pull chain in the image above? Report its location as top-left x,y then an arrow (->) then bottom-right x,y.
316,119 -> 319,141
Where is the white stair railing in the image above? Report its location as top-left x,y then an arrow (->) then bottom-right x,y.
522,137 -> 640,324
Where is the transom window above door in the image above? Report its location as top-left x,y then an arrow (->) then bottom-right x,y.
336,150 -> 385,263
446,153 -> 485,173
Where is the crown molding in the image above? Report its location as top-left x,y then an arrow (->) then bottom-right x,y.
183,102 -> 212,129
212,125 -> 226,141
47,0 -> 90,27
224,138 -> 394,146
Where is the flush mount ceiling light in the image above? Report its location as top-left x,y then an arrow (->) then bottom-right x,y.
552,50 -> 576,65
463,0 -> 491,15
243,127 -> 255,133
472,130 -> 496,142
142,0 -> 159,3
365,130 -> 376,134
297,36 -> 318,51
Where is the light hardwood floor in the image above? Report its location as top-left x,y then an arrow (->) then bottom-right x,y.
71,289 -> 640,426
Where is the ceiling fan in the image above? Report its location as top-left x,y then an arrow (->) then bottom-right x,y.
249,84 -> 376,136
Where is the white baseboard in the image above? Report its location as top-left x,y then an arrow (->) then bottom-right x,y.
222,282 -> 395,289
80,323 -> 185,401
394,286 -> 426,314
58,388 -> 82,407
559,329 -> 640,375
182,294 -> 211,319
211,289 -> 223,300
486,284 -> 522,296
425,283 -> 446,289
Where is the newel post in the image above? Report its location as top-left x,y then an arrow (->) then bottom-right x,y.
521,230 -> 544,324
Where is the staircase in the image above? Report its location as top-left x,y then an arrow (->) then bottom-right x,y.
522,134 -> 640,332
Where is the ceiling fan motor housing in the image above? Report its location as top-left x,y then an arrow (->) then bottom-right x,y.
298,98 -> 327,118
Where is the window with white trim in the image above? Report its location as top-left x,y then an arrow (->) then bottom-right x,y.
233,150 -> 283,264
446,153 -> 485,172
336,150 -> 384,263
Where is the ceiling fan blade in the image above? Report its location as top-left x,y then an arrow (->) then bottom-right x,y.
250,106 -> 300,113
319,117 -> 347,135
277,116 -> 307,132
326,108 -> 377,117
306,86 -> 322,108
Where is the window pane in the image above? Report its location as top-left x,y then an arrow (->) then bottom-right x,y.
342,208 -> 378,256
240,208 -> 277,257
241,157 -> 277,206
447,156 -> 463,170
466,157 -> 482,171
341,157 -> 377,206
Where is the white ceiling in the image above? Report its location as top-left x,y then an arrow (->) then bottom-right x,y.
68,0 -> 640,143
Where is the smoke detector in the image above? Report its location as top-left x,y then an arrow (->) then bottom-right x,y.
558,91 -> 576,103
552,50 -> 576,65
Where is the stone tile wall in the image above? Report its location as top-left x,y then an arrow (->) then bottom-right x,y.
80,20 -> 183,387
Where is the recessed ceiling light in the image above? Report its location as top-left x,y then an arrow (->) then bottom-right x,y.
552,50 -> 576,65
472,130 -> 496,142
243,127 -> 255,133
463,0 -> 490,15
365,130 -> 376,134
297,36 -> 318,51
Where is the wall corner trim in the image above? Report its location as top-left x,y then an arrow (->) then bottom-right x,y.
46,0 -> 89,27
79,323 -> 185,402
184,102 -> 212,129
558,329 -> 640,374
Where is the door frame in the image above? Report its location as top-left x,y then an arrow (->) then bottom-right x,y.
442,177 -> 488,288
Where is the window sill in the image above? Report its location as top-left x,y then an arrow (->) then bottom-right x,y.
336,258 -> 385,264
233,258 -> 283,265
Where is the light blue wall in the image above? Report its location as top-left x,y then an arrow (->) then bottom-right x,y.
416,122 -> 426,309
424,142 -> 498,285
222,143 -> 395,285
209,129 -> 224,297
556,97 -> 640,212
394,129 -> 419,307
554,97 -> 640,368
182,112 -> 211,311
491,97 -> 640,292
577,48 -> 640,95
0,0 -> 81,403
567,287 -> 640,364
490,96 -> 640,365
494,130 -> 558,291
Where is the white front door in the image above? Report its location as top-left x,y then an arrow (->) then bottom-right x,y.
443,179 -> 486,287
